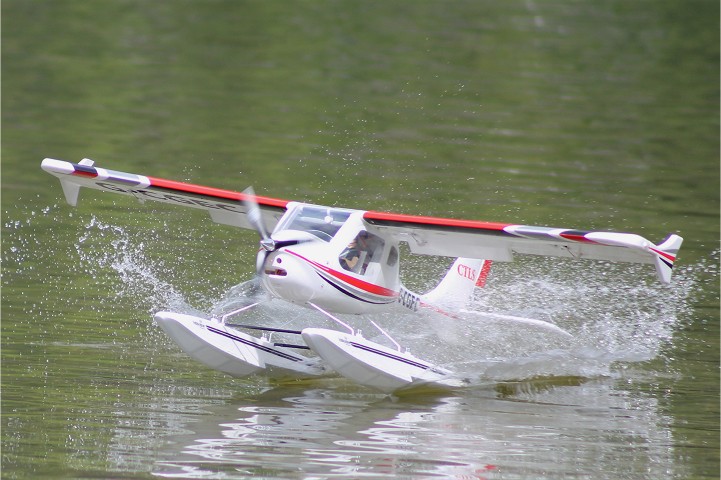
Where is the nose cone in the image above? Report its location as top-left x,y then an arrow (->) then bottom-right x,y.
261,251 -> 317,303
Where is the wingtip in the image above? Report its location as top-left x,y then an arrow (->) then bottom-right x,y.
41,158 -> 81,205
41,158 -> 74,174
652,234 -> 683,284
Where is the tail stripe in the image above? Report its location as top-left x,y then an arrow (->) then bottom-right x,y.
650,247 -> 676,263
475,260 -> 493,287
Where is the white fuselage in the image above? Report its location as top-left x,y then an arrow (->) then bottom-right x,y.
258,205 -> 403,314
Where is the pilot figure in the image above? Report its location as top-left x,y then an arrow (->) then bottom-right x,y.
339,231 -> 371,273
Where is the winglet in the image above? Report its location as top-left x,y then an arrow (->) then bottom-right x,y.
60,180 -> 81,206
41,158 -> 81,206
651,234 -> 683,285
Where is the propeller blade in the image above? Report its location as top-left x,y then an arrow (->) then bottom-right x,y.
243,187 -> 273,274
242,186 -> 270,242
243,187 -> 314,275
256,249 -> 268,276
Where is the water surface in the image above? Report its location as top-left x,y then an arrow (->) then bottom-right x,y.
2,1 -> 718,478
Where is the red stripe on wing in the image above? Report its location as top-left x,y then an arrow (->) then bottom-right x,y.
364,211 -> 512,232
559,231 -> 598,244
147,176 -> 289,209
71,165 -> 98,178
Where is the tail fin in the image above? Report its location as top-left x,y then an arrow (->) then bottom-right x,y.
421,258 -> 491,312
651,234 -> 683,284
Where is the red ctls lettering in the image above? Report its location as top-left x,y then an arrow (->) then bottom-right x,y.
457,264 -> 476,281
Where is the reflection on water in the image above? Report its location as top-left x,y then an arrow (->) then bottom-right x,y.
148,379 -> 679,479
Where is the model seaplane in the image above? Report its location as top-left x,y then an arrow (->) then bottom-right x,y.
42,158 -> 683,393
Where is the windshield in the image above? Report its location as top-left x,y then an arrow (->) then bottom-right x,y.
277,205 -> 352,242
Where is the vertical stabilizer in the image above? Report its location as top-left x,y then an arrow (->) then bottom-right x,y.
421,258 -> 491,312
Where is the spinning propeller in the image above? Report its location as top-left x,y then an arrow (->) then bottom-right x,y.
242,187 -> 310,273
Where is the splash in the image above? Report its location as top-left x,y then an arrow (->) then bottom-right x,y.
55,216 -> 702,385
425,255 -> 698,381
74,216 -> 209,318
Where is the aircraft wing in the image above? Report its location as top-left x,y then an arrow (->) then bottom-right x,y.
42,158 -> 683,284
363,211 -> 683,285
41,158 -> 289,230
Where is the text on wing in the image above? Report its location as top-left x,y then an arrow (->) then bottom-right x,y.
97,182 -> 244,213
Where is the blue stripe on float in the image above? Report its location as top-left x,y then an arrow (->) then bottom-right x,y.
207,326 -> 303,362
349,341 -> 446,374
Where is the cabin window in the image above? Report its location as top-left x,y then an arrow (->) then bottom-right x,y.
339,230 -> 385,274
278,206 -> 351,242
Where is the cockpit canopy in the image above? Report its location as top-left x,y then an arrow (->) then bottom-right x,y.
271,203 -> 400,291
275,204 -> 353,242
